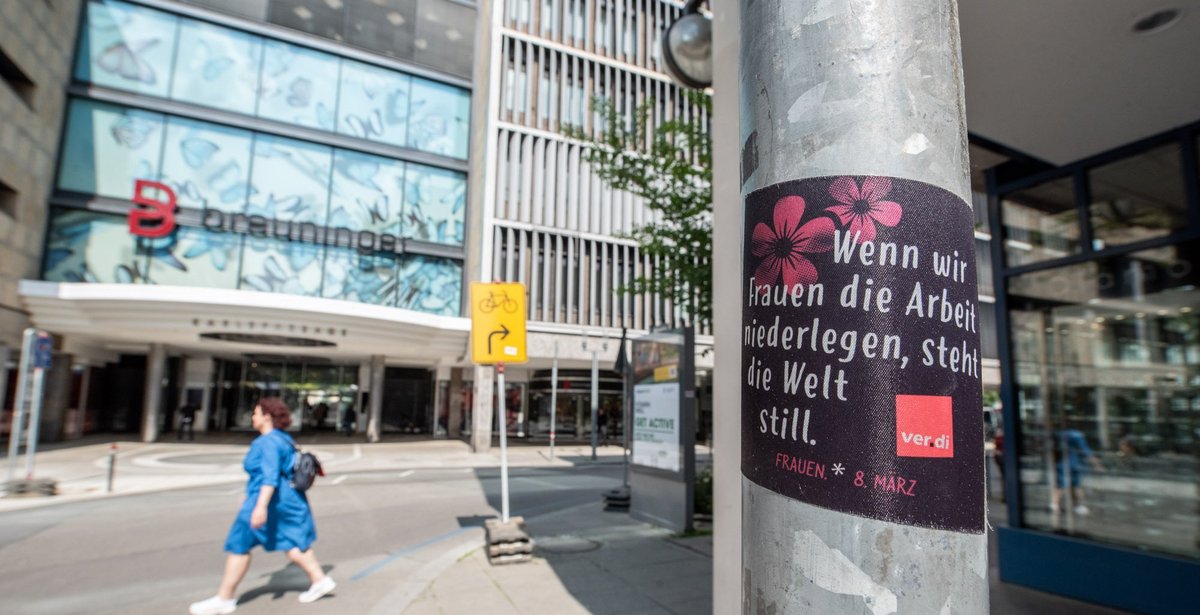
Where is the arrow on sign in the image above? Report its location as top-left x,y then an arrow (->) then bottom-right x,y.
488,324 -> 511,355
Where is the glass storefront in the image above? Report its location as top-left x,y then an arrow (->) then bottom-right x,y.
213,358 -> 359,431
48,1 -> 469,317
76,0 -> 470,160
1000,132 -> 1200,562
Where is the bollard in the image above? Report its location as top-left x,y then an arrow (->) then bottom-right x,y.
106,443 -> 117,493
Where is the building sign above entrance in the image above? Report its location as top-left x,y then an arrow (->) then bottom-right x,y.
470,282 -> 527,364
127,179 -> 408,255
129,180 -> 177,238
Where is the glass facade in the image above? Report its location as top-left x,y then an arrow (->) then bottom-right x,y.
999,131 -> 1200,561
76,0 -> 470,160
48,1 -> 469,318
174,0 -> 477,79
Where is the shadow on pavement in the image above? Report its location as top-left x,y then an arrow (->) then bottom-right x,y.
235,564 -> 335,606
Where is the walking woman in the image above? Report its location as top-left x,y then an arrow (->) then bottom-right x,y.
189,398 -> 335,614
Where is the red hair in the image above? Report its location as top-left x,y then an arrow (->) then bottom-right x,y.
257,397 -> 292,429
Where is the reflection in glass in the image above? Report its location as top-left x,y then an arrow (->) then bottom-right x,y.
160,117 -> 253,212
403,164 -> 466,245
1089,144 -> 1188,249
58,100 -> 165,199
344,0 -> 417,60
397,255 -> 461,315
171,19 -> 263,115
1002,177 -> 1080,267
43,209 -> 148,284
1008,242 -> 1200,559
249,135 -> 333,225
337,59 -> 411,149
328,150 -> 405,235
240,237 -> 324,296
322,248 -> 398,306
76,0 -> 178,97
257,40 -> 339,131
408,78 -> 470,159
146,225 -> 241,289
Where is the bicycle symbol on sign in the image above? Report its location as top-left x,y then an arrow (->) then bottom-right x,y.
478,291 -> 518,314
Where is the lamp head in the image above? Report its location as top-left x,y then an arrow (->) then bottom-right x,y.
662,1 -> 712,89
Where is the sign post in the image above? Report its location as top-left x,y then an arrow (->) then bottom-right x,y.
470,282 -> 532,564
5,330 -> 36,483
550,341 -> 558,460
24,332 -> 52,479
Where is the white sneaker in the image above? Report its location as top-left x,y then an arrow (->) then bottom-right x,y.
189,596 -> 237,615
1073,505 -> 1090,516
298,576 -> 336,604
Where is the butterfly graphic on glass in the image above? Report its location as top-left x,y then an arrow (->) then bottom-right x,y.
96,39 -> 160,84
110,115 -> 158,149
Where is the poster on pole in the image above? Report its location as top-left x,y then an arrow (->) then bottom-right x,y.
740,176 -> 984,533
631,331 -> 686,475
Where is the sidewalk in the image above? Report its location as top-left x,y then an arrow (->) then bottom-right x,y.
400,500 -> 1128,615
0,435 -> 640,512
1,437 -> 1127,613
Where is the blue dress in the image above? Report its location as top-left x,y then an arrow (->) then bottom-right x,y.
224,429 -> 317,554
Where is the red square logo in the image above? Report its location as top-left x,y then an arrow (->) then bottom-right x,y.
895,395 -> 954,458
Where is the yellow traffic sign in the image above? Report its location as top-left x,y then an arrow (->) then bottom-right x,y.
470,282 -> 528,364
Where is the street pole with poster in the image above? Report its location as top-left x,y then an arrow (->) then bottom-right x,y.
470,281 -> 533,564
737,2 -> 988,611
629,328 -> 695,532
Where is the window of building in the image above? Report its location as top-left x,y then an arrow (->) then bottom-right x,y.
0,178 -> 19,219
75,0 -> 471,161
1001,176 -> 1080,267
0,46 -> 35,108
257,39 -> 340,131
58,100 -> 166,200
1007,243 -> 1200,560
48,98 -> 465,316
1088,143 -> 1188,249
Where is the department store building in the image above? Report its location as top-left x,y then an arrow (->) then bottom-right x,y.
2,0 -> 717,445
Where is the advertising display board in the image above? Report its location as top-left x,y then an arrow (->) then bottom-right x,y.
629,329 -> 695,532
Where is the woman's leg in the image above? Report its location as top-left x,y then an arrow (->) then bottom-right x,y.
217,554 -> 251,600
286,548 -> 326,584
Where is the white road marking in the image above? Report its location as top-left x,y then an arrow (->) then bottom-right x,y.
225,487 -> 242,495
397,470 -> 415,479
331,475 -> 349,485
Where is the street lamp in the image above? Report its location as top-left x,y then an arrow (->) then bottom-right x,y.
662,0 -> 713,90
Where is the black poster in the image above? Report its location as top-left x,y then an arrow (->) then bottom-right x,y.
741,176 -> 984,533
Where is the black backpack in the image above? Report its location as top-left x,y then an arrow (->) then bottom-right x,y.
289,443 -> 324,492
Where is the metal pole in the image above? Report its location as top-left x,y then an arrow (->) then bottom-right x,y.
622,345 -> 631,489
106,443 -> 118,493
550,341 -> 558,460
0,346 -> 10,445
6,329 -> 36,482
497,363 -> 509,522
23,367 -> 45,480
590,345 -> 599,461
739,2 -> 987,612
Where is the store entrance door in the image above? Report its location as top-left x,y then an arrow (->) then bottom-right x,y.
212,358 -> 360,432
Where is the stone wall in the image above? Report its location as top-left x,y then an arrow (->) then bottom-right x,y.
0,0 -> 80,347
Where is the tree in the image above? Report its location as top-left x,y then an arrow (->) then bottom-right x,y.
564,91 -> 712,326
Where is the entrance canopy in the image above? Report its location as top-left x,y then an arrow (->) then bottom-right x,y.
19,281 -> 470,365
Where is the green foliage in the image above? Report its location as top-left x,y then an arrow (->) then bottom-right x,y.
563,91 -> 712,325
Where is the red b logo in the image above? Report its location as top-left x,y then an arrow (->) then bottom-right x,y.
129,179 -> 177,238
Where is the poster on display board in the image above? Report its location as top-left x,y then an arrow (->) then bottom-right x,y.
631,330 -> 691,475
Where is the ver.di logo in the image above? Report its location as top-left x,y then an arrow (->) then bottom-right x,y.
895,394 -> 954,458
